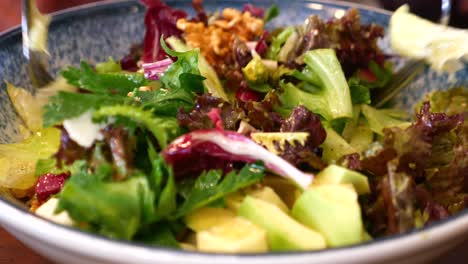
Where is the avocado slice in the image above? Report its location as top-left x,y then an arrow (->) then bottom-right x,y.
248,186 -> 289,213
185,207 -> 235,232
314,165 -> 370,195
196,217 -> 268,253
225,186 -> 289,213
261,176 -> 302,208
238,196 -> 326,251
292,184 -> 364,247
321,126 -> 356,163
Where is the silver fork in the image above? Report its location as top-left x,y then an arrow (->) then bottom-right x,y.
21,0 -> 54,90
372,0 -> 452,108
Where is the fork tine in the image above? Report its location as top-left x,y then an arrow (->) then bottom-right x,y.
372,1 -> 451,108
27,51 -> 54,89
372,60 -> 425,108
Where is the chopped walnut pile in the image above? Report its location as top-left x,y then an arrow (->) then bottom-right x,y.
176,8 -> 264,68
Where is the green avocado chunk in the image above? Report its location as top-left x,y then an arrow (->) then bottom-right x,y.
238,196 -> 326,251
292,184 -> 364,247
314,165 -> 370,195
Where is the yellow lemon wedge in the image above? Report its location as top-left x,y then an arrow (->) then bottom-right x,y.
390,5 -> 468,73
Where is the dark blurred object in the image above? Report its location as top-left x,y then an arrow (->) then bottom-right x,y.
380,0 -> 468,28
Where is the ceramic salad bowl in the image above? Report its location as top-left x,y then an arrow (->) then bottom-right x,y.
0,0 -> 467,263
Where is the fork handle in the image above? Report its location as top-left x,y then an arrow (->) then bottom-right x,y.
21,0 -> 31,59
440,0 -> 452,25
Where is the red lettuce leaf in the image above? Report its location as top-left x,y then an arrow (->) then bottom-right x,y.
234,38 -> 253,68
277,106 -> 327,170
120,43 -> 143,72
361,102 -> 466,236
177,94 -> 245,131
339,153 -> 362,171
241,92 -> 283,131
285,9 -> 385,77
280,105 -> 326,147
102,126 -> 136,180
380,160 -> 416,234
55,127 -> 93,167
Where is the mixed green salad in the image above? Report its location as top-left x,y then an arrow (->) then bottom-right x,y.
1,0 -> 467,253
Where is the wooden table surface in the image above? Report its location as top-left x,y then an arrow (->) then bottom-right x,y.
0,225 -> 467,264
0,228 -> 51,264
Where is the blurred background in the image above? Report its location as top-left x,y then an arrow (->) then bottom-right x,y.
0,0 -> 467,32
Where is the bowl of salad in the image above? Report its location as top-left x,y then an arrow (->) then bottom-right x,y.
0,0 -> 467,263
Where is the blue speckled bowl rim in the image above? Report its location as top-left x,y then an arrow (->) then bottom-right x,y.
0,0 -> 466,259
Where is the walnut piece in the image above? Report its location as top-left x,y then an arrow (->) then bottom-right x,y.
176,8 -> 264,66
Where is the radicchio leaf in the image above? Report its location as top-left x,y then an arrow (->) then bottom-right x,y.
242,3 -> 265,18
141,0 -> 187,63
255,31 -> 269,57
142,58 -> 173,80
191,0 -> 208,24
162,129 -> 313,189
236,87 -> 262,102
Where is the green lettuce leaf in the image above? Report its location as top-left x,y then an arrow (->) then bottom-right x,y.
165,36 -> 229,102
57,171 -> 155,240
415,87 -> 468,115
348,77 -> 372,105
95,57 -> 123,73
62,62 -> 148,95
135,222 -> 180,248
139,88 -> 194,116
160,39 -> 204,94
264,4 -> 280,23
361,104 -> 411,135
92,105 -> 180,149
0,128 -> 61,190
266,27 -> 295,60
35,158 -> 71,177
279,49 -> 353,120
136,38 -> 207,117
6,79 -> 77,131
43,91 -> 124,127
176,162 -> 265,218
